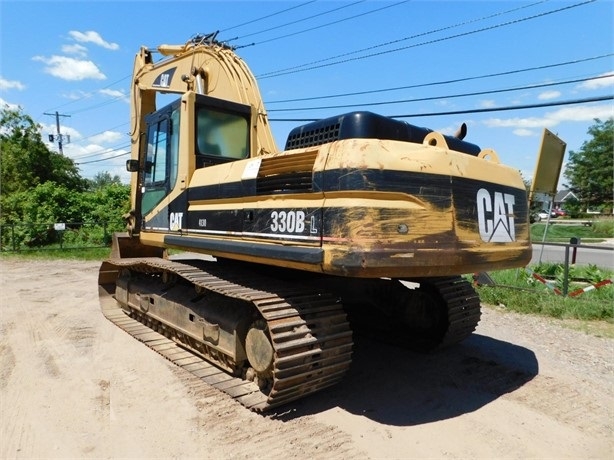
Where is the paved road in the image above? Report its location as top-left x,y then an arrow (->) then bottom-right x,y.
531,241 -> 614,269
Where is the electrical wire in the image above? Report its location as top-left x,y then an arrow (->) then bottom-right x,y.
268,95 -> 614,122
225,1 -> 366,42
268,73 -> 614,112
76,150 -> 130,165
266,54 -> 613,104
258,0 -> 596,79
220,1 -> 318,34
244,1 -> 408,46
68,122 -> 129,148
257,0 -> 550,77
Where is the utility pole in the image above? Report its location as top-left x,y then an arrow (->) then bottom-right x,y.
44,111 -> 71,155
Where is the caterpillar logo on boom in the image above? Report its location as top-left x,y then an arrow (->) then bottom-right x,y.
152,68 -> 176,88
476,188 -> 516,243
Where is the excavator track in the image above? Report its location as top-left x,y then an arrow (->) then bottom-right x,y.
99,257 -> 353,412
334,275 -> 481,352
423,276 -> 482,349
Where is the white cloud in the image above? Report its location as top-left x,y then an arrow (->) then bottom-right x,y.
479,100 -> 497,109
0,97 -> 20,111
546,104 -> 614,123
483,103 -> 614,133
68,31 -> 119,50
32,55 -> 106,81
577,73 -> 614,90
67,143 -> 131,183
537,91 -> 561,100
89,131 -> 124,144
0,77 -> 25,91
40,123 -> 81,145
99,88 -> 130,103
62,90 -> 92,100
484,117 -> 556,129
62,43 -> 88,57
513,128 -> 535,137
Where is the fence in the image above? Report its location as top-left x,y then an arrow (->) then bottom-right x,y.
0,220 -> 125,252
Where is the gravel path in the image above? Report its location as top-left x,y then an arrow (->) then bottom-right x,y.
1,259 -> 612,459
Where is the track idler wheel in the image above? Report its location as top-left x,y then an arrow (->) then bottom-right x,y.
244,320 -> 274,391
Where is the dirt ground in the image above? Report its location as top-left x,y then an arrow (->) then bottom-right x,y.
1,258 -> 612,459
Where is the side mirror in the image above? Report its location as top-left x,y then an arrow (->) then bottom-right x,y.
126,159 -> 139,172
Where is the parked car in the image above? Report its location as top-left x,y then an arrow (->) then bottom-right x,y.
535,210 -> 558,221
552,209 -> 566,217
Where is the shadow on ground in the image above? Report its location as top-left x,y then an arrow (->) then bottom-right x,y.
276,333 -> 538,425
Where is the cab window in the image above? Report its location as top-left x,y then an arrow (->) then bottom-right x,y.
196,107 -> 248,166
142,107 -> 179,215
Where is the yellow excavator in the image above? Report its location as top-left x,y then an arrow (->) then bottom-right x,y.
98,33 -> 531,411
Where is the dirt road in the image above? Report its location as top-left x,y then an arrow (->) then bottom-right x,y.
1,259 -> 612,459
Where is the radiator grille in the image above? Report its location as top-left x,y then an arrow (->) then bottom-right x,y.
256,151 -> 318,194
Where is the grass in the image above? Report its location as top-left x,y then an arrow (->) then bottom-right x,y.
531,219 -> 614,242
472,266 -> 614,338
0,247 -> 111,261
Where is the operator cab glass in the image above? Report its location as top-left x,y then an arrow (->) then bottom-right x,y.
141,102 -> 180,216
194,94 -> 250,168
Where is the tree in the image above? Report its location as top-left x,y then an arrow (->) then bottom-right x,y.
0,106 -> 130,249
564,118 -> 613,213
88,171 -> 123,191
0,106 -> 87,195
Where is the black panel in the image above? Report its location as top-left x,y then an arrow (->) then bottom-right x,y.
187,209 -> 243,234
285,111 -> 481,156
165,235 -> 323,264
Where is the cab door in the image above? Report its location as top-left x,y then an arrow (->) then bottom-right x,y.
139,103 -> 180,231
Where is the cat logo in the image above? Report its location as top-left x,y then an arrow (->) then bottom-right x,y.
170,212 -> 183,231
152,68 -> 176,88
476,188 -> 516,243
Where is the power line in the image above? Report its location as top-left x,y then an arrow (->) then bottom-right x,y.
391,94 -> 613,119
68,95 -> 128,115
41,74 -> 131,113
269,95 -> 614,122
241,1 -> 408,46
257,0 -> 544,63
69,122 -> 129,148
266,54 -> 613,104
258,0 -> 596,79
72,143 -> 131,161
257,0 -> 549,78
227,1 -> 366,42
268,73 -> 614,112
220,1 -> 317,34
76,150 -> 130,165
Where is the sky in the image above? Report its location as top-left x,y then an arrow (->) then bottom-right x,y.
1,0 -> 613,187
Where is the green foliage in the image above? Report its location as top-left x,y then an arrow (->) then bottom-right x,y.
591,220 -> 614,238
561,197 -> 582,218
0,106 -> 87,194
87,171 -> 124,191
0,106 -> 130,250
563,118 -> 614,212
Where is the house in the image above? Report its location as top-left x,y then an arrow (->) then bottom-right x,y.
554,190 -> 577,210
